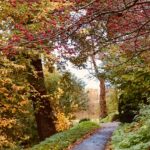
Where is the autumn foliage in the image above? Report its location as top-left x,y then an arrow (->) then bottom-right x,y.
0,0 -> 150,149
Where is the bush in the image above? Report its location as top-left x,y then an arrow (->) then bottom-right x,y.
100,112 -> 119,123
111,104 -> 150,150
79,118 -> 90,123
31,121 -> 99,150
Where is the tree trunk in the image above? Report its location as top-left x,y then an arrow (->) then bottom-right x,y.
28,58 -> 56,141
99,78 -> 107,118
90,55 -> 107,118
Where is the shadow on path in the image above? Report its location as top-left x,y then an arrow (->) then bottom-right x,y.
72,122 -> 119,150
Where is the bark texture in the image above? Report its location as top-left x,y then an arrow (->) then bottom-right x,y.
91,55 -> 107,118
99,78 -> 107,118
28,58 -> 56,141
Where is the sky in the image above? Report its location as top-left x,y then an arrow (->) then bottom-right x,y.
66,62 -> 99,89
53,48 -> 100,90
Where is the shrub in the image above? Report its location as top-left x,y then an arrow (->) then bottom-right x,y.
100,112 -> 119,123
111,104 -> 150,150
31,121 -> 99,150
79,118 -> 90,123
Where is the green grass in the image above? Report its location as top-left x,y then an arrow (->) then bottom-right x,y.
111,104 -> 150,150
31,121 -> 99,150
100,112 -> 119,123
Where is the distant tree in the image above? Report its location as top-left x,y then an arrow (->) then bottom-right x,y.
45,71 -> 88,117
59,72 -> 88,116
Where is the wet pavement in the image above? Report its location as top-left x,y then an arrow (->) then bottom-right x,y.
72,122 -> 119,150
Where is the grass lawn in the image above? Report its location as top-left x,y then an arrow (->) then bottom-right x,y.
31,121 -> 99,150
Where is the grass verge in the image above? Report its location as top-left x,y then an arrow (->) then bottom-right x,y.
31,121 -> 99,150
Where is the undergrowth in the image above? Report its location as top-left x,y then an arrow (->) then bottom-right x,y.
112,104 -> 150,150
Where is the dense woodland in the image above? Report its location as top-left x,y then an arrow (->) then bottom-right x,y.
0,0 -> 150,150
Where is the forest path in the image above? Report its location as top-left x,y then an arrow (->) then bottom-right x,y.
71,122 -> 119,150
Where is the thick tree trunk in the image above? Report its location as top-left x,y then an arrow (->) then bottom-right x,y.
99,78 -> 107,118
28,58 -> 56,141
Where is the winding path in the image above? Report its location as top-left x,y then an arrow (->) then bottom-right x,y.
72,122 -> 119,150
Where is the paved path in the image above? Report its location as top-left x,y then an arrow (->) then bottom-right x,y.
72,122 -> 119,150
